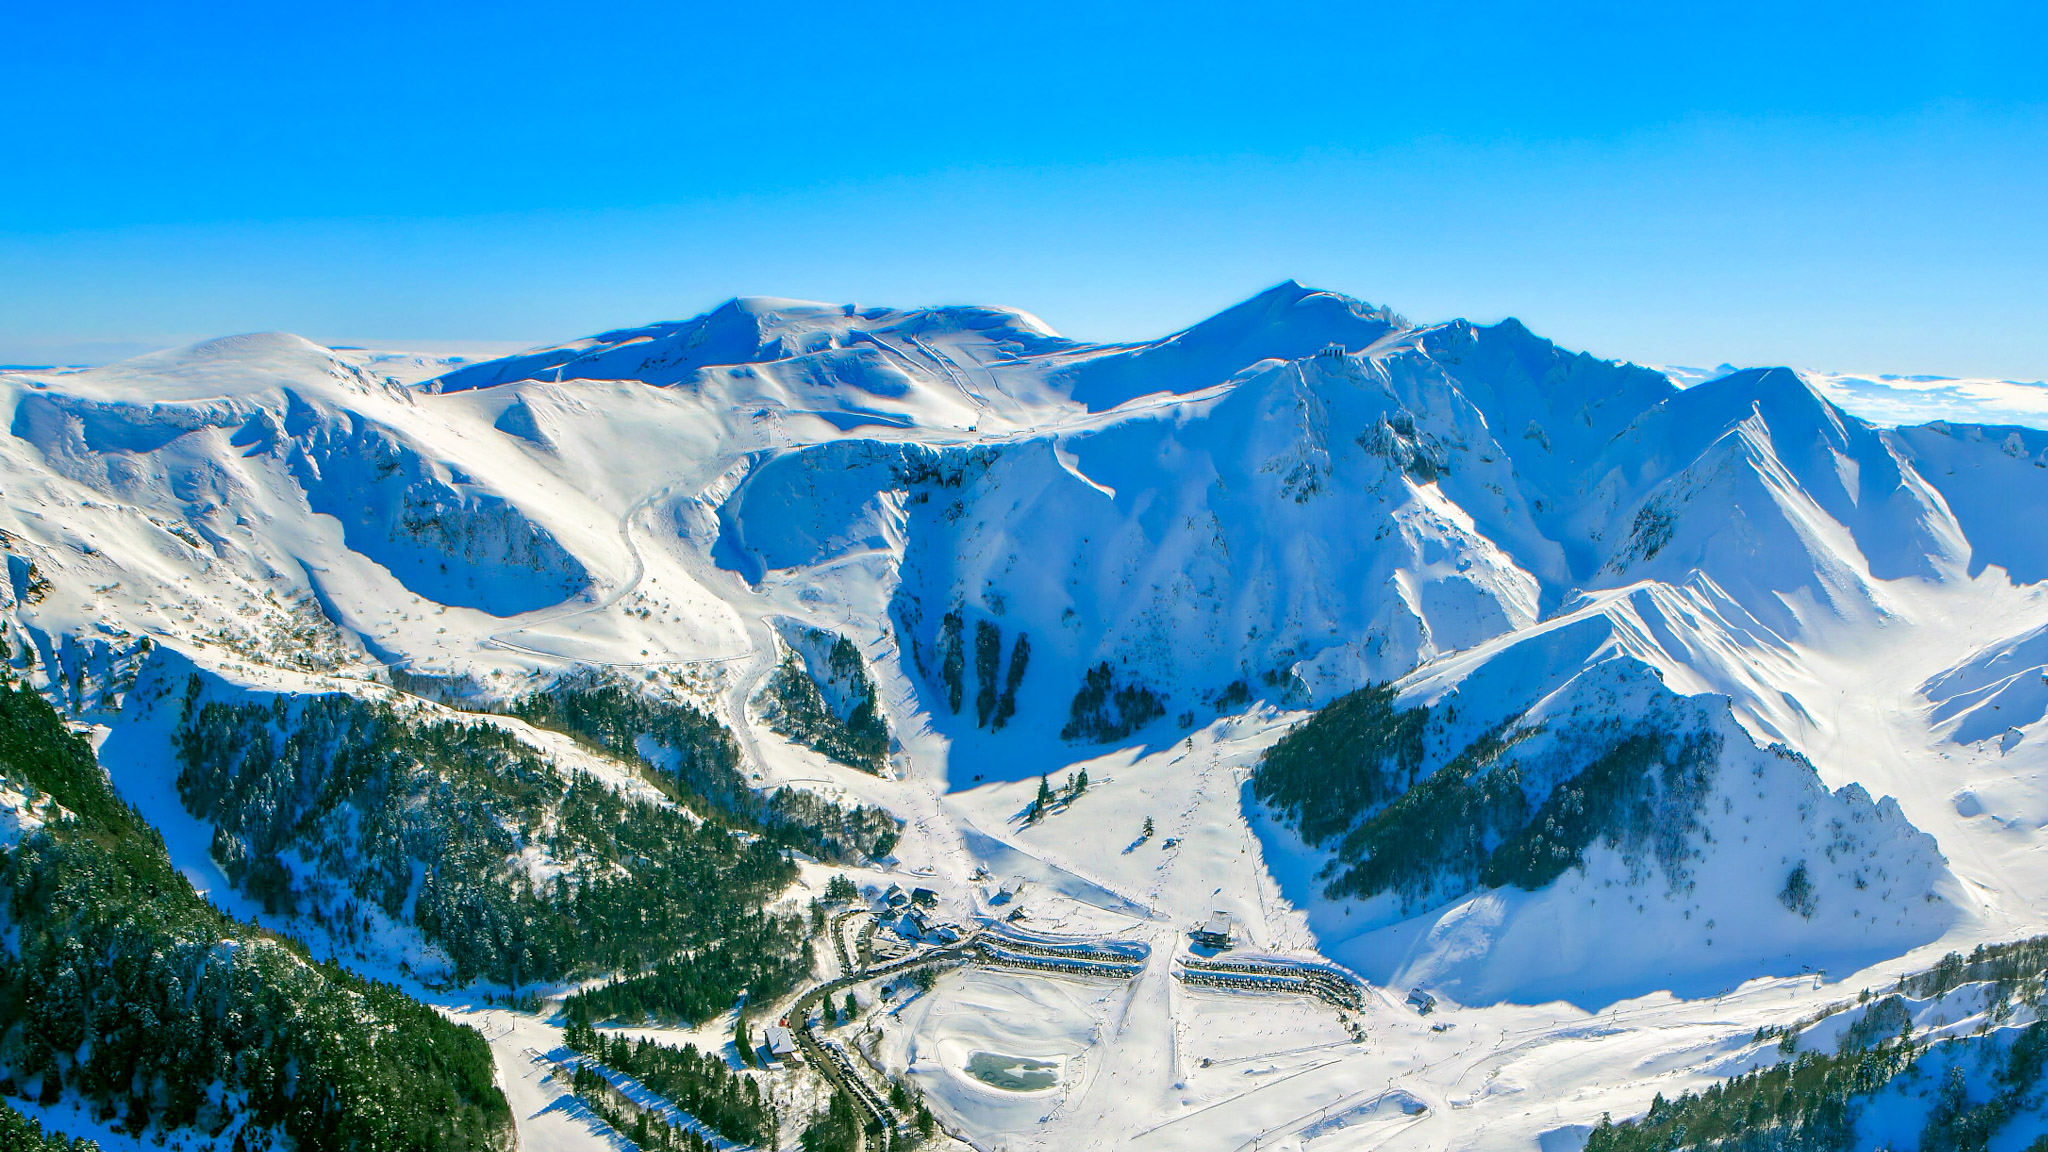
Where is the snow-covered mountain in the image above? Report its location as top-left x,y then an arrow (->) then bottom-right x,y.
9,282 -> 2048,1151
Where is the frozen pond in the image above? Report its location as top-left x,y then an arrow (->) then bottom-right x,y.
965,1051 -> 1061,1092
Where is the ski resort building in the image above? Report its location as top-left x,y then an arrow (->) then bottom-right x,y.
1193,911 -> 1234,949
763,1025 -> 799,1065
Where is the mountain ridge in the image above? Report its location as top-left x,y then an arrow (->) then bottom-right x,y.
7,284 -> 2048,1151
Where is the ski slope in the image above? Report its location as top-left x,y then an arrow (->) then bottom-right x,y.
9,283 -> 2048,1150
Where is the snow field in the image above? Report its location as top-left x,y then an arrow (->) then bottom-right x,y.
21,285 -> 2048,1150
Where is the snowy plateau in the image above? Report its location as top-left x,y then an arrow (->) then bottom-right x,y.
6,281 -> 2048,1152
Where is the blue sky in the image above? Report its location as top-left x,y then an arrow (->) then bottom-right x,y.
4,1 -> 2045,378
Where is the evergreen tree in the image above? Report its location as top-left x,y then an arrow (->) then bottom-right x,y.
800,1091 -> 861,1152
936,612 -> 964,715
180,691 -> 814,999
0,682 -> 512,1152
991,632 -> 1030,730
0,1100 -> 95,1152
1060,662 -> 1165,742
1029,774 -> 1055,822
502,674 -> 899,858
974,620 -> 1002,728
759,639 -> 890,774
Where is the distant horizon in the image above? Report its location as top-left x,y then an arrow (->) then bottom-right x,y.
13,281 -> 2048,391
8,277 -> 2048,385
12,282 -> 2048,432
8,262 -> 2048,388
7,1 -> 2046,385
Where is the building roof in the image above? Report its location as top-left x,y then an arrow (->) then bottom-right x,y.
1202,911 -> 1232,937
763,1025 -> 797,1054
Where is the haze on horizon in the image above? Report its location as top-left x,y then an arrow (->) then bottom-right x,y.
4,0 -> 2045,383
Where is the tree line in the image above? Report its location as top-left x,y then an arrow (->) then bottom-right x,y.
176,687 -> 808,995
1252,683 -> 1721,911
0,680 -> 511,1151
563,1022 -> 777,1147
507,677 -> 899,861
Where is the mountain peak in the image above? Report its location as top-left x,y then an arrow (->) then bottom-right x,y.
35,331 -> 358,401
1048,282 -> 1409,411
1194,280 -> 1408,340
7,281 -> 2044,1152
1687,365 -> 1852,429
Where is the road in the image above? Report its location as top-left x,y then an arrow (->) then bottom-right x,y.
783,944 -> 977,1151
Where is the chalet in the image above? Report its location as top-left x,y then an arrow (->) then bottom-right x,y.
883,883 -> 910,909
910,886 -> 939,908
1192,910 -> 1233,950
1407,989 -> 1437,1016
762,1025 -> 799,1064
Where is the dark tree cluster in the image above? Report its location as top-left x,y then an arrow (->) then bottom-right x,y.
563,1022 -> 776,1147
962,621 -> 1030,732
1589,933 -> 2048,1151
176,689 -> 807,991
936,612 -> 964,716
758,633 -> 890,774
1902,936 -> 2048,1002
925,606 -> 1034,733
1060,661 -> 1164,743
1587,1022 -> 2048,1152
508,678 -> 742,808
829,635 -> 891,764
765,788 -> 899,863
1251,684 -> 1721,909
0,1099 -> 95,1152
563,1062 -> 721,1152
1586,1038 -> 1918,1152
561,911 -> 811,1028
507,679 -> 899,863
973,620 -> 1001,727
1251,685 -> 1427,844
799,1090 -> 866,1152
992,633 -> 1029,730
0,683 -> 510,1152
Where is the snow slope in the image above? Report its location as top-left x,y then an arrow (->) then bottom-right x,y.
1304,644 -> 1953,1008
11,283 -> 2048,1150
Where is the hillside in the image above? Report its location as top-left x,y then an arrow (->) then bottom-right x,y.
0,668 -> 510,1152
5,284 -> 2048,1150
